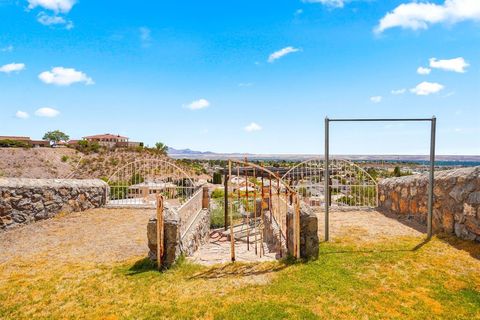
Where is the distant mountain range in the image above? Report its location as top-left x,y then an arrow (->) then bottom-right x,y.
168,147 -> 480,162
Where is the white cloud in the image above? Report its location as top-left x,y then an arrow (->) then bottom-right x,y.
27,0 -> 76,13
410,81 -> 445,96
417,67 -> 431,75
370,96 -> 382,103
244,122 -> 262,132
1,45 -> 13,52
268,46 -> 301,63
0,63 -> 26,73
38,67 -> 94,86
37,12 -> 73,29
429,57 -> 469,73
15,111 -> 29,119
185,98 -> 210,110
391,88 -> 406,95
375,0 -> 480,33
139,27 -> 152,47
302,0 -> 345,8
294,9 -> 303,16
35,107 -> 60,118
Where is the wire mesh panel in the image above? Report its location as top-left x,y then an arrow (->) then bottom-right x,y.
107,159 -> 198,208
226,160 -> 301,260
282,158 -> 378,208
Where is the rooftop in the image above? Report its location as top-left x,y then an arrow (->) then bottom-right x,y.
83,134 -> 129,140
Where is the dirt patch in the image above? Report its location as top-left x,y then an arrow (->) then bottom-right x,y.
0,208 -> 153,267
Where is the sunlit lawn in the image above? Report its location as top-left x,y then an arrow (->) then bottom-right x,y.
1,235 -> 479,319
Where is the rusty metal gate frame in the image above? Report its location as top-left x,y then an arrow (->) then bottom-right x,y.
324,117 -> 437,241
225,159 -> 302,261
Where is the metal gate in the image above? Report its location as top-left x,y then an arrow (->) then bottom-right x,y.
106,159 -> 198,208
281,158 -> 378,208
224,159 -> 301,260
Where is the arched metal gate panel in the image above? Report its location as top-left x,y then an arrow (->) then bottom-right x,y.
106,159 -> 198,208
281,158 -> 378,208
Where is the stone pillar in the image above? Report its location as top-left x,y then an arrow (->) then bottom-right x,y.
147,207 -> 181,268
287,203 -> 319,259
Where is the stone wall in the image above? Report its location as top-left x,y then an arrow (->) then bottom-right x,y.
263,201 -> 319,260
286,203 -> 319,259
0,178 -> 108,230
147,188 -> 211,268
147,208 -> 210,268
378,166 -> 480,242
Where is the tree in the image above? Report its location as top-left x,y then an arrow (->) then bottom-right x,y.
43,130 -> 69,146
212,172 -> 222,184
393,166 -> 401,177
154,142 -> 168,155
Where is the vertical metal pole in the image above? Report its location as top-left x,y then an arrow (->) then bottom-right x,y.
224,170 -> 228,230
427,116 -> 436,239
324,117 -> 330,242
229,161 -> 235,262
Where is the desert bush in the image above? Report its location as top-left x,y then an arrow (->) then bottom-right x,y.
0,139 -> 31,148
61,155 -> 69,162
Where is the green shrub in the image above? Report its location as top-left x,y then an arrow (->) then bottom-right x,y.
0,139 -> 30,148
211,188 -> 224,199
61,155 -> 69,162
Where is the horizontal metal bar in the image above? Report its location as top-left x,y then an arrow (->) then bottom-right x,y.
327,118 -> 434,122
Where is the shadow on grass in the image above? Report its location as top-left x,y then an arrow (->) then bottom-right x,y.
319,237 -> 431,255
188,261 -> 289,280
125,257 -> 159,275
437,233 -> 480,261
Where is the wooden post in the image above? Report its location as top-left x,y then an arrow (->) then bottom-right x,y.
253,168 -> 258,255
245,164 -> 250,251
156,194 -> 164,270
202,186 -> 209,209
295,195 -> 301,259
260,176 -> 265,257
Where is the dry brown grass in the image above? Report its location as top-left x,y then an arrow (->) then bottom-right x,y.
1,209 -> 479,319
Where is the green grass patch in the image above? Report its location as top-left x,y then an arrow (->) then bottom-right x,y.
0,236 -> 479,319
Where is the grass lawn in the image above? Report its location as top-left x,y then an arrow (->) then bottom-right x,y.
1,235 -> 479,319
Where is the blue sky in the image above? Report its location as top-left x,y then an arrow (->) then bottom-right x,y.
0,0 -> 479,155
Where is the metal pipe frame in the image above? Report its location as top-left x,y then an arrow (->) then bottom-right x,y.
324,116 -> 437,241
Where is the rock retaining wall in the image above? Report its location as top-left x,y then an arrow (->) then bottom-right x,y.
286,203 -> 319,259
147,207 -> 210,268
0,178 -> 108,230
263,201 -> 319,260
378,166 -> 480,242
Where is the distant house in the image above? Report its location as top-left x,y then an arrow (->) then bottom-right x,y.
82,134 -> 142,149
0,136 -> 50,148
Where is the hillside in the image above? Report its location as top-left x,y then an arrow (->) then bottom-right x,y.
0,148 -> 80,179
0,148 -> 200,180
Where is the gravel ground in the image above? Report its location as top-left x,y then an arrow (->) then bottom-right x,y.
0,208 -> 153,266
316,207 -> 425,241
0,207 -> 425,269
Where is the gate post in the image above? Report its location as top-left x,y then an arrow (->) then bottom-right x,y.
202,186 -> 209,210
324,117 -> 330,242
156,194 -> 164,270
224,170 -> 228,230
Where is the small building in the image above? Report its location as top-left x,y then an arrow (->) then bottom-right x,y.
0,136 -> 50,148
82,134 -> 142,149
128,181 -> 178,200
